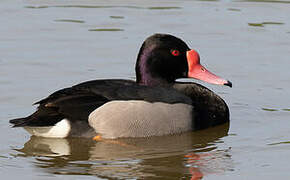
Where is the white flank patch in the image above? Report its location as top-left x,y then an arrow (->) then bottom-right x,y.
24,119 -> 71,138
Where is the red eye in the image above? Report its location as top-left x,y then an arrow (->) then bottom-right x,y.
171,50 -> 180,56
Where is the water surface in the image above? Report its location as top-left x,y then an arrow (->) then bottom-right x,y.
1,0 -> 290,179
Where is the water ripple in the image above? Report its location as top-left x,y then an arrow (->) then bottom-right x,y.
54,19 -> 85,23
25,5 -> 181,10
88,28 -> 124,32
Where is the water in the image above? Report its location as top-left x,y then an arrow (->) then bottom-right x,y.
1,0 -> 290,179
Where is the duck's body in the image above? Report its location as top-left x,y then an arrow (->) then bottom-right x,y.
10,34 -> 231,139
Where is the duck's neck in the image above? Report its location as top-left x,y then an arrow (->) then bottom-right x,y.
135,45 -> 173,87
137,76 -> 171,86
135,58 -> 172,86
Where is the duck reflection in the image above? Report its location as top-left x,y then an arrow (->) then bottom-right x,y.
14,123 -> 231,179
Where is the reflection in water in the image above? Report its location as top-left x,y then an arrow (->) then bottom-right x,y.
13,123 -> 231,179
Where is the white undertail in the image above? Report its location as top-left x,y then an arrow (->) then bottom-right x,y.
24,119 -> 71,138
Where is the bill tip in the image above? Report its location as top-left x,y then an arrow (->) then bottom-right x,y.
224,80 -> 232,88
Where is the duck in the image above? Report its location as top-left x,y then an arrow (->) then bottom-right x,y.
9,33 -> 232,139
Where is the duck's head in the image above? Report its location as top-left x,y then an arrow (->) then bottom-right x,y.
135,34 -> 232,87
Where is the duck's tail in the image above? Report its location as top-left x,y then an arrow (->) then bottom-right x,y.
9,117 -> 29,127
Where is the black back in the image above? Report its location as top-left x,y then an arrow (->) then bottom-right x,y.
10,80 -> 192,127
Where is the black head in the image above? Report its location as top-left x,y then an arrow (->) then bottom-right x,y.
135,34 -> 190,86
135,33 -> 232,87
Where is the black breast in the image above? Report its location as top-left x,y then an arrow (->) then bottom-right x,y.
173,82 -> 230,130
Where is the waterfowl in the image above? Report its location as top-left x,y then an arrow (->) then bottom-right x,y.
9,34 -> 232,139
